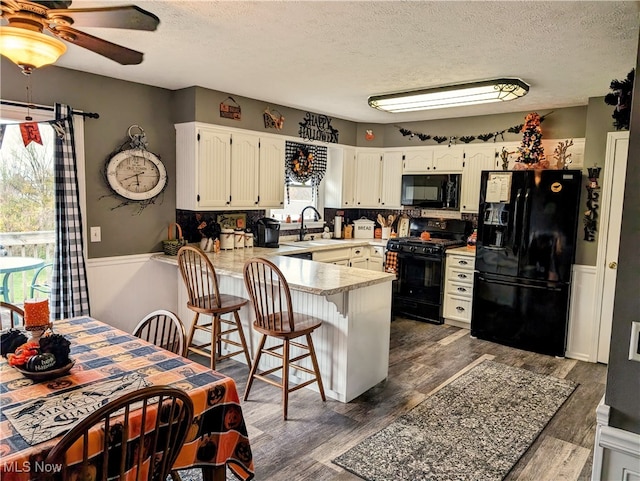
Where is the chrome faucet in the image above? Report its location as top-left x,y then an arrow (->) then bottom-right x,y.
299,206 -> 322,241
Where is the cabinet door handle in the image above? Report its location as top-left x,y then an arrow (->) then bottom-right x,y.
456,306 -> 465,312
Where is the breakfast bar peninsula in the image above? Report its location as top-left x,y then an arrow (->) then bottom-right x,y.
152,242 -> 395,403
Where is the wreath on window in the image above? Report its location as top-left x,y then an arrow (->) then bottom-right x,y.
288,145 -> 314,183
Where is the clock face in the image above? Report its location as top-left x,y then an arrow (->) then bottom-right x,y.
106,149 -> 167,201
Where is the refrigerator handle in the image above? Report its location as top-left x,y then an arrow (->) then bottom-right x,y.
477,275 -> 563,291
512,188 -> 523,253
520,188 -> 531,254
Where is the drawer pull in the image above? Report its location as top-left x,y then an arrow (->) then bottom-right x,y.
457,273 -> 468,279
456,306 -> 465,312
458,260 -> 469,265
456,287 -> 467,293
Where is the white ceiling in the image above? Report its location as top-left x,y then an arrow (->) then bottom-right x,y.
39,1 -> 640,123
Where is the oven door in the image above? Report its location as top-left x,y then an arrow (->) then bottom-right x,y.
393,251 -> 444,324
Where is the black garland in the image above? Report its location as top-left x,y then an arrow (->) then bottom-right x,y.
394,112 -> 552,147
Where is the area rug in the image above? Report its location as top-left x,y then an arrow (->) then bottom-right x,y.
332,360 -> 577,481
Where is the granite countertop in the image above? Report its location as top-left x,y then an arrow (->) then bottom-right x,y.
152,239 -> 394,296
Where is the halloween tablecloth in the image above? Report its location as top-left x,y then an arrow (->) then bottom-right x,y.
0,316 -> 254,480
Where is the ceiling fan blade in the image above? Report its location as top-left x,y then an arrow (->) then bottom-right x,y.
49,25 -> 144,65
47,5 -> 159,31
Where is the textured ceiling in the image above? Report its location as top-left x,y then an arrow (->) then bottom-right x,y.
25,1 -> 640,123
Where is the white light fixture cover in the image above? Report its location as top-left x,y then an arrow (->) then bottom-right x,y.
368,78 -> 529,113
0,26 -> 67,72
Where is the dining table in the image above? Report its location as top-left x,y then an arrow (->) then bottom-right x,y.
0,257 -> 45,303
0,316 -> 254,481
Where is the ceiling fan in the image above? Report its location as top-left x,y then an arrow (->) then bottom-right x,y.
0,0 -> 159,73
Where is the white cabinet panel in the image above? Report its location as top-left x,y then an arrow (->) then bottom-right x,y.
461,146 -> 498,213
433,146 -> 464,172
403,148 -> 433,173
325,147 -> 356,208
355,151 -> 382,207
443,251 -> 475,328
198,128 -> 231,208
230,133 -> 259,207
381,151 -> 403,208
258,137 -> 285,207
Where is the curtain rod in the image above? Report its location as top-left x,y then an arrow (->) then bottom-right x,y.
0,100 -> 100,119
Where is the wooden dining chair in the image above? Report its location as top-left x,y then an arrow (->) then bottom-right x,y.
133,309 -> 187,356
177,245 -> 251,370
0,301 -> 24,329
44,385 -> 194,481
242,257 -> 326,420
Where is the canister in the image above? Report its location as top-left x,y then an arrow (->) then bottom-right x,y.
234,229 -> 245,249
245,232 -> 254,247
353,218 -> 375,239
220,229 -> 234,250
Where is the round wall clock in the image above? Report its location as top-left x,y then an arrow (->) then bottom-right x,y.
106,148 -> 167,201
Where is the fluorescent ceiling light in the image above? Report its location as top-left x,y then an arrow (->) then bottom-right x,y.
0,26 -> 67,74
368,78 -> 530,113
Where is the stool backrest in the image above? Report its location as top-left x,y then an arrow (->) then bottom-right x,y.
243,257 -> 295,332
177,246 -> 221,310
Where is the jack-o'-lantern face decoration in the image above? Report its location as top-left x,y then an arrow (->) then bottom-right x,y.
196,435 -> 217,462
235,440 -> 253,464
224,406 -> 242,431
365,129 -> 375,141
207,385 -> 226,406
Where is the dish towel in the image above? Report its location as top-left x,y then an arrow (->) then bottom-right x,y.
385,251 -> 398,275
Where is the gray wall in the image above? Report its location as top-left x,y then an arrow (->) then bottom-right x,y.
1,58 -> 177,258
605,34 -> 640,434
0,58 -> 618,267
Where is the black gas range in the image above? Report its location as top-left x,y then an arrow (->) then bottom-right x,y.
387,219 -> 471,324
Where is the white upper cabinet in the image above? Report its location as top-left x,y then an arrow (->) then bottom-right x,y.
403,148 -> 433,173
258,137 -> 285,208
381,151 -> 403,208
433,145 -> 464,172
325,147 -> 356,208
176,122 -> 286,211
355,150 -> 382,207
402,146 -> 463,173
461,145 -> 498,213
230,133 -> 259,207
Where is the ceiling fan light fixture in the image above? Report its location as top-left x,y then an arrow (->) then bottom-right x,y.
368,78 -> 530,113
0,26 -> 67,74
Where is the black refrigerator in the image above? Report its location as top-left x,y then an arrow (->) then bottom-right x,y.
471,169 -> 582,357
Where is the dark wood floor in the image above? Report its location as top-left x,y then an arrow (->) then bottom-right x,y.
194,317 -> 607,481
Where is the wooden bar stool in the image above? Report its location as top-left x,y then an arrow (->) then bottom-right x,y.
177,245 -> 251,370
243,257 -> 326,420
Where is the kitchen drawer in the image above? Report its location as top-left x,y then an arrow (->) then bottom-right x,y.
313,248 -> 351,263
370,245 -> 385,258
350,246 -> 366,259
446,280 -> 473,298
447,267 -> 473,283
443,294 -> 472,323
447,254 -> 474,270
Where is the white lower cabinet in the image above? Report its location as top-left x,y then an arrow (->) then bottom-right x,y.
312,245 -> 384,271
443,251 -> 476,328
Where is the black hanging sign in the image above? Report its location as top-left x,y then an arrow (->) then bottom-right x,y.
298,112 -> 339,143
219,96 -> 241,120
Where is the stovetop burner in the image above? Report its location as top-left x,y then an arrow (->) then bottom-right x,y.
386,236 -> 466,256
391,237 -> 465,247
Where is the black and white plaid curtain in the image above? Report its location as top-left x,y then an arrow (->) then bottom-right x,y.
51,104 -> 90,319
284,141 -> 327,202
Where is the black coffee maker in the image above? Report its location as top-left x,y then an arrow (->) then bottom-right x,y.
255,218 -> 280,247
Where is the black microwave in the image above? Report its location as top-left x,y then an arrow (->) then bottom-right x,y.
401,174 -> 461,209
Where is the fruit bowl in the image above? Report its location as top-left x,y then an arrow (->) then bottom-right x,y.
14,360 -> 75,381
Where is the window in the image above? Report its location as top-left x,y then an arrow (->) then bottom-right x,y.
0,103 -> 86,304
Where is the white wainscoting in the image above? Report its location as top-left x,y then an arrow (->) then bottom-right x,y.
566,265 -> 598,362
592,397 -> 640,481
86,253 -> 178,334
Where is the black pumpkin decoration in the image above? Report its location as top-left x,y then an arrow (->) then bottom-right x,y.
25,353 -> 57,372
0,330 -> 28,357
